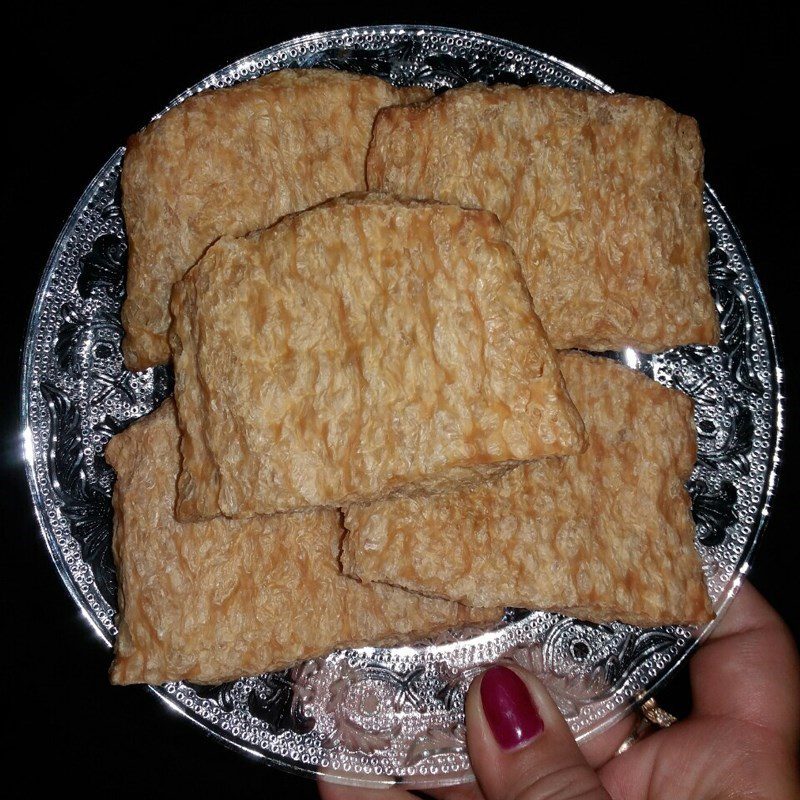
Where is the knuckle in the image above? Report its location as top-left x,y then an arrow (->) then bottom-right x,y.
513,763 -> 607,800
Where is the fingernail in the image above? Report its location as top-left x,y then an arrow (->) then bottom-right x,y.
480,665 -> 544,751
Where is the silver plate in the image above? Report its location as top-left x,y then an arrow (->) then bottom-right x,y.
21,25 -> 783,789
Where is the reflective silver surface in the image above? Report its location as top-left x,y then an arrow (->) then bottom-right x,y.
21,25 -> 783,788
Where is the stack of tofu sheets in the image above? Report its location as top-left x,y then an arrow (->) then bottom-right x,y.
107,69 -> 718,686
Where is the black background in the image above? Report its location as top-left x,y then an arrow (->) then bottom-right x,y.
4,6 -> 796,797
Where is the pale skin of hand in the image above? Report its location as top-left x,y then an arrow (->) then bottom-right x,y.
318,581 -> 800,800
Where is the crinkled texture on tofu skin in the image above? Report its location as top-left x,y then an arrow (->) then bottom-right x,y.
169,193 -> 585,520
121,68 -> 430,370
106,400 -> 501,685
343,352 -> 711,627
367,83 -> 718,352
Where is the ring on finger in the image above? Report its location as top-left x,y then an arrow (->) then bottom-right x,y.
614,697 -> 677,756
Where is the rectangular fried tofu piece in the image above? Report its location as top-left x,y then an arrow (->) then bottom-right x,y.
105,400 -> 500,685
367,84 -> 719,352
121,68 -> 430,370
343,352 -> 712,627
170,193 -> 585,521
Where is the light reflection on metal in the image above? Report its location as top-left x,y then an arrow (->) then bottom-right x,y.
623,347 -> 639,369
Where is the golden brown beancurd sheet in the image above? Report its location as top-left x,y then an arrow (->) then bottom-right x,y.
105,401 -> 500,686
121,69 -> 430,370
367,84 -> 719,352
343,352 -> 712,627
170,194 -> 585,520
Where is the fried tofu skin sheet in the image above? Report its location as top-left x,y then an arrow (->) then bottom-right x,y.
105,401 -> 500,685
121,69 -> 429,370
367,84 -> 719,352
170,194 -> 585,521
343,352 -> 712,627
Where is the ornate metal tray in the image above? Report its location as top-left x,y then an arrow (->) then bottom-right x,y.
21,25 -> 783,789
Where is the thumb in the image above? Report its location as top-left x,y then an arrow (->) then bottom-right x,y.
466,664 -> 611,800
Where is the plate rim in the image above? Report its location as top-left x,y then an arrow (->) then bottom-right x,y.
19,23 -> 786,788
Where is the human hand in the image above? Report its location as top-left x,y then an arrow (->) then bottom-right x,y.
317,581 -> 799,799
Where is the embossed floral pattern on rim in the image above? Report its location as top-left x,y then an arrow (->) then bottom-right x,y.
20,25 -> 784,789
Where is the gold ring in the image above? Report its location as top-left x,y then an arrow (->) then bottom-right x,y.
640,697 -> 678,728
614,697 -> 677,756
615,715 -> 653,755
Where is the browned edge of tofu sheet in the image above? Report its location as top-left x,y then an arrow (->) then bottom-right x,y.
366,83 -> 719,352
343,352 -> 712,627
169,193 -> 585,522
121,68 -> 430,371
104,400 -> 501,685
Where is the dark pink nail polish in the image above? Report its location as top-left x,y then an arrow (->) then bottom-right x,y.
480,666 -> 544,751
